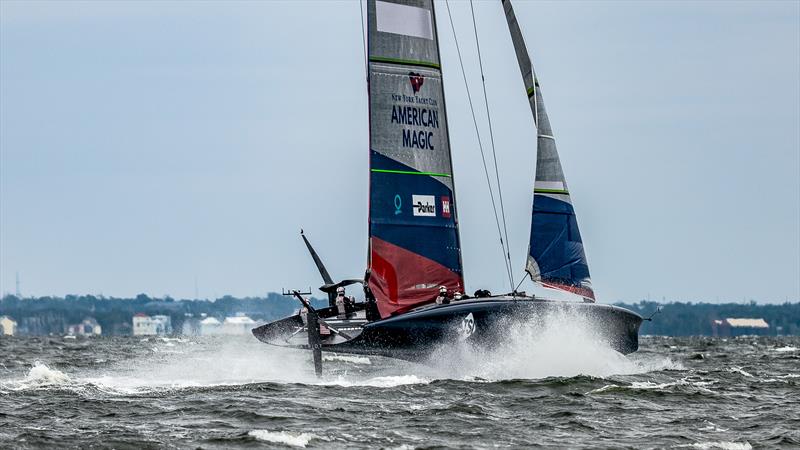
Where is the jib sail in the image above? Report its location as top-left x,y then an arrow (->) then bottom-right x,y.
501,0 -> 594,300
366,0 -> 464,318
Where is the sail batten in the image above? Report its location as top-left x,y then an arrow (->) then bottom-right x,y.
502,0 -> 594,300
367,0 -> 464,318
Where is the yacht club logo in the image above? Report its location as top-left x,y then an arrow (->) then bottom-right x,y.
412,195 -> 435,217
409,72 -> 424,94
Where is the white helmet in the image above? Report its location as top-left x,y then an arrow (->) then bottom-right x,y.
336,286 -> 345,295
439,286 -> 447,293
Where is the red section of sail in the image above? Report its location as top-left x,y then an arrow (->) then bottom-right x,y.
369,237 -> 463,318
541,281 -> 595,301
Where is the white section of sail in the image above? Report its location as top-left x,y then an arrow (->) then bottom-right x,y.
534,181 -> 565,191
526,257 -> 541,281
375,1 -> 433,40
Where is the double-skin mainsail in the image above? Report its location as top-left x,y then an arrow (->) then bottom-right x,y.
366,0 -> 464,318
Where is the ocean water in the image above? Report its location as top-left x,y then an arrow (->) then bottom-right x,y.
1,326 -> 798,449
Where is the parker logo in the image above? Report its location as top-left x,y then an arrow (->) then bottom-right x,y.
441,196 -> 451,218
408,72 -> 424,94
412,195 -> 436,217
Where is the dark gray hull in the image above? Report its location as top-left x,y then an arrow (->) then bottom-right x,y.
252,297 -> 642,361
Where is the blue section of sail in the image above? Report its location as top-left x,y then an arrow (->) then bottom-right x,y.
370,151 -> 461,273
529,194 -> 591,286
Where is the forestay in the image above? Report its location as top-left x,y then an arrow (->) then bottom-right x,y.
501,0 -> 594,300
367,0 -> 465,318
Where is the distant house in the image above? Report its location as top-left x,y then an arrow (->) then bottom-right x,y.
223,315 -> 257,335
132,314 -> 172,336
712,318 -> 770,337
199,317 -> 222,335
197,315 -> 256,335
67,318 -> 102,337
0,316 -> 17,336
180,313 -> 200,335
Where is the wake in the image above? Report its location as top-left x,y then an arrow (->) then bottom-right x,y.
1,314 -> 678,393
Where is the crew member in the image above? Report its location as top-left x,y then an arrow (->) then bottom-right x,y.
345,295 -> 356,318
435,286 -> 450,305
335,286 -> 347,318
364,285 -> 381,322
453,291 -> 463,301
474,289 -> 491,298
300,306 -> 309,326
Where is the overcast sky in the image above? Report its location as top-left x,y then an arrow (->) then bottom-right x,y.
1,0 -> 798,303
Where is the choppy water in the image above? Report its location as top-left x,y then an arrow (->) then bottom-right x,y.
1,328 -> 798,449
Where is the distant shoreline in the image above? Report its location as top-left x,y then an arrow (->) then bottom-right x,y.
1,294 -> 798,337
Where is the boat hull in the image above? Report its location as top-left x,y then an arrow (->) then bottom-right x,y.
252,297 -> 642,361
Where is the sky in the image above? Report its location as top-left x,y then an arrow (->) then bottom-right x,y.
0,0 -> 798,303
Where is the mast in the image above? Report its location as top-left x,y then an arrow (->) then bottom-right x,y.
366,0 -> 464,318
501,0 -> 594,300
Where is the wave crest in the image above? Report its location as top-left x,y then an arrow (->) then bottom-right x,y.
248,430 -> 316,447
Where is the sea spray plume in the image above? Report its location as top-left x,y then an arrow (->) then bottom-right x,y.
84,336 -> 323,393
425,306 -> 651,380
84,335 -> 427,391
0,362 -> 72,392
25,361 -> 71,386
4,326 -> 675,394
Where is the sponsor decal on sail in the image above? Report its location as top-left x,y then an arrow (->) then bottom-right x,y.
393,194 -> 402,215
412,195 -> 436,217
375,1 -> 433,40
441,196 -> 451,218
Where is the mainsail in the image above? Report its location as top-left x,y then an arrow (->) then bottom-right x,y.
501,0 -> 594,300
366,0 -> 464,317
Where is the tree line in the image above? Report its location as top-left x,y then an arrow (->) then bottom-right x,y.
1,294 -> 797,336
0,293 -> 327,336
616,301 -> 800,336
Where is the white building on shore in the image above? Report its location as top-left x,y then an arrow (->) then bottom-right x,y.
132,314 -> 172,336
199,317 -> 222,335
712,317 -> 770,337
196,314 -> 256,335
0,316 -> 17,336
223,315 -> 257,335
67,318 -> 102,336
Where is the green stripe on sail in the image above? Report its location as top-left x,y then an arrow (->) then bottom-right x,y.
527,86 -> 535,97
369,56 -> 441,70
534,188 -> 570,195
372,168 -> 451,178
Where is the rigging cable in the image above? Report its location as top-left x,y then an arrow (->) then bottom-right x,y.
514,274 -> 527,294
469,0 -> 515,293
359,0 -> 367,76
444,0 -> 514,290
